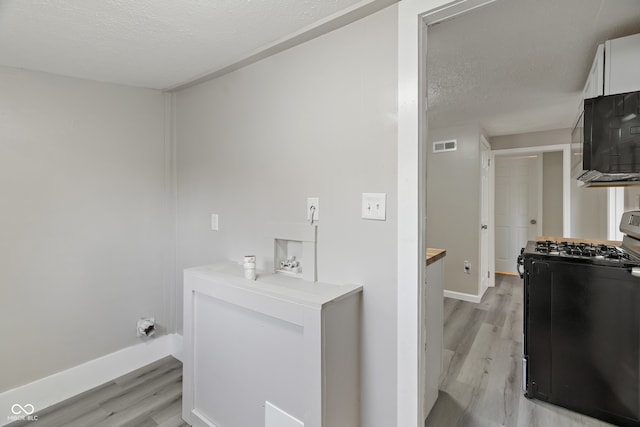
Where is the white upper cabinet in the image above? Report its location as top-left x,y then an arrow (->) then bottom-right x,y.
583,43 -> 604,99
604,33 -> 640,95
604,34 -> 640,95
583,33 -> 640,101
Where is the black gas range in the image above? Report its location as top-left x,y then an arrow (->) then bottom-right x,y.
518,211 -> 640,427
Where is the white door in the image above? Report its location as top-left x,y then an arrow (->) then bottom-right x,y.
479,137 -> 491,294
495,155 -> 541,274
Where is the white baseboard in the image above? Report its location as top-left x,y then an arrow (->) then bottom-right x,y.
443,289 -> 483,303
0,333 -> 183,426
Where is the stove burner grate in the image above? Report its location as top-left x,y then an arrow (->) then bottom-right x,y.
534,240 -> 631,261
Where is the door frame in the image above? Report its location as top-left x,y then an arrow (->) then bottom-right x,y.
397,1 -> 498,426
479,135 -> 494,293
491,144 -> 571,238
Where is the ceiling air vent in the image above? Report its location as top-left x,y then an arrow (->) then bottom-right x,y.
433,139 -> 457,153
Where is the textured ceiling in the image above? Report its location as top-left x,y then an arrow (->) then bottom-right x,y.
0,0 -> 376,89
427,0 -> 640,136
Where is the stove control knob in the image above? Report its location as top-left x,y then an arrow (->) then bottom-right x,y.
631,267 -> 640,278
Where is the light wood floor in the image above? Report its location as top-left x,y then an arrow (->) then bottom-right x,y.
8,356 -> 187,427
426,274 -> 615,427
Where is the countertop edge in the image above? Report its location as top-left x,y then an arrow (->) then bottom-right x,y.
426,248 -> 447,266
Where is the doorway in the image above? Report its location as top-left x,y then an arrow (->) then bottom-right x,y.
492,145 -> 571,275
397,1 -> 499,426
494,153 -> 542,275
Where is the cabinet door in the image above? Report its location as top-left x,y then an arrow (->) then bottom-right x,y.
525,260 -> 552,400
526,259 -> 640,423
605,33 -> 640,95
422,260 -> 443,420
583,44 -> 604,99
548,263 -> 640,422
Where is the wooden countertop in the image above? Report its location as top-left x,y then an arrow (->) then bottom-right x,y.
426,248 -> 447,266
536,236 -> 622,246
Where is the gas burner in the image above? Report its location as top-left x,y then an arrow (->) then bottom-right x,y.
565,248 -> 582,256
532,240 -> 632,262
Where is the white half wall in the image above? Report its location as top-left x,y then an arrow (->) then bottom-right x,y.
174,6 -> 399,426
0,66 -> 172,393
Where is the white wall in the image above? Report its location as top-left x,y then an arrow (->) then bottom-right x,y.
427,124 -> 482,296
571,180 -> 607,239
542,151 -> 563,236
625,186 -> 640,211
0,67 -> 170,392
490,128 -> 571,150
174,6 -> 398,427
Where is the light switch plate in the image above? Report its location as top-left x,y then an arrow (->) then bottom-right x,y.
362,193 -> 386,220
211,214 -> 219,231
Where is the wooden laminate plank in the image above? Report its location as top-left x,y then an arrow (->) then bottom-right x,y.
93,379 -> 182,427
443,303 -> 487,354
443,297 -> 459,324
479,338 -> 521,426
99,367 -> 182,413
32,403 -> 111,427
439,350 -> 467,390
156,413 -> 190,427
456,323 -> 503,388
149,396 -> 182,424
126,418 -> 159,427
501,286 -> 523,343
62,407 -> 118,427
483,290 -> 511,326
114,356 -> 182,390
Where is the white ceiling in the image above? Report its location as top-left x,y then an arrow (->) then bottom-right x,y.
0,0 -> 384,90
427,0 -> 640,136
2,0 -> 638,135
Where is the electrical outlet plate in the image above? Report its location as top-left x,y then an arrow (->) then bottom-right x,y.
307,198 -> 319,221
211,214 -> 219,231
362,193 -> 386,220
